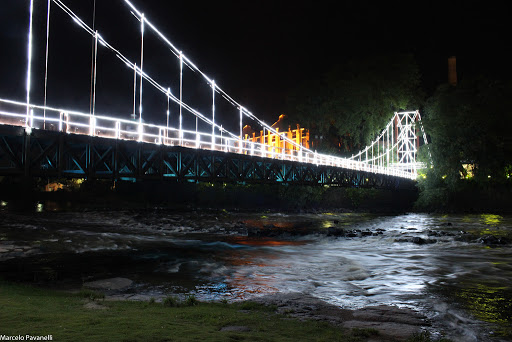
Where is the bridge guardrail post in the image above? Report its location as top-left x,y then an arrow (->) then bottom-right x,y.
116,120 -> 120,139
59,112 -> 63,132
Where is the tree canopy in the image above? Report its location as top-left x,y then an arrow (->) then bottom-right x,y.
285,53 -> 423,155
422,78 -> 512,183
416,77 -> 512,210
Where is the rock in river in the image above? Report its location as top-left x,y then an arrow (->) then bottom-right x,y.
83,277 -> 133,291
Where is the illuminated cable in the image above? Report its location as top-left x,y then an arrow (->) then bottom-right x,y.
26,0 -> 34,126
121,0 -> 307,152
92,31 -> 98,117
43,0 -> 51,129
37,1 -> 417,178
139,13 -> 144,132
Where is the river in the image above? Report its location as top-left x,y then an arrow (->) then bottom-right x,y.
0,204 -> 511,341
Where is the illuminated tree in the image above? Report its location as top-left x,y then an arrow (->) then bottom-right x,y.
416,77 -> 512,210
423,78 -> 512,183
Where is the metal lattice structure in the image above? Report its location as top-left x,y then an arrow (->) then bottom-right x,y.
0,0 -> 428,184
350,111 -> 430,174
0,125 -> 414,189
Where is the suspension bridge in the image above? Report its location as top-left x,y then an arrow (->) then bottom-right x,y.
0,0 -> 428,188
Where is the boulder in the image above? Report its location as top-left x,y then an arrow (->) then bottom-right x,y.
412,237 -> 437,245
478,235 -> 510,245
327,227 -> 345,237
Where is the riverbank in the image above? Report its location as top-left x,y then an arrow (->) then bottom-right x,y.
0,281 -> 445,342
414,177 -> 512,214
0,176 -> 418,213
3,175 -> 512,215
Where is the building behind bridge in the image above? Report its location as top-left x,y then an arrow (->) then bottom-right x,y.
243,114 -> 310,152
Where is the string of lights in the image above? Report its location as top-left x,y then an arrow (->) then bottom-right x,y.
349,111 -> 430,172
122,0 -> 310,153
7,0 -> 424,180
51,0 -> 239,140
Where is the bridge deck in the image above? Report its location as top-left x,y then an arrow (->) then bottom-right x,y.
0,124 -> 414,189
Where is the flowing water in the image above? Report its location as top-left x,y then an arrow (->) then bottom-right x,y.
0,203 -> 511,341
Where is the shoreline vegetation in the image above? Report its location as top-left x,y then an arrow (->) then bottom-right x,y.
0,281 -> 450,342
0,176 -> 420,213
1,176 -> 415,213
1,175 -> 511,214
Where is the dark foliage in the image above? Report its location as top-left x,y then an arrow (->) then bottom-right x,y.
286,53 -> 423,155
416,78 -> 512,210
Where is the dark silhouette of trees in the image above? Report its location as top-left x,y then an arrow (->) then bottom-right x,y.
416,78 -> 512,210
286,53 -> 423,155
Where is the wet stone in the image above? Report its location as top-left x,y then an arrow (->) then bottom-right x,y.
250,293 -> 427,340
83,277 -> 133,291
327,227 -> 345,237
478,235 -> 511,245
412,237 -> 437,245
428,230 -> 455,237
454,233 -> 479,243
233,222 -> 245,228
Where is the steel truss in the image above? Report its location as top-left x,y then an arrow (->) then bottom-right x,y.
350,110 -> 430,173
0,126 -> 414,189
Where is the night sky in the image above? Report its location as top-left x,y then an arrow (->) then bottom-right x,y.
0,1 -> 510,131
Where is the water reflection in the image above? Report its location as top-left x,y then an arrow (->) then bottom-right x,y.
0,210 -> 511,340
436,281 -> 512,338
481,214 -> 503,226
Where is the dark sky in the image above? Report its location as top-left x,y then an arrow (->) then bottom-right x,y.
0,0 -> 510,130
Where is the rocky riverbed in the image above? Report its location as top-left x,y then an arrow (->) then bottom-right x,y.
77,276 -> 429,341
1,209 -> 511,341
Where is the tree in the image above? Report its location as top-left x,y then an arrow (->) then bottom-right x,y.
423,78 -> 512,184
286,53 -> 423,155
416,77 -> 512,210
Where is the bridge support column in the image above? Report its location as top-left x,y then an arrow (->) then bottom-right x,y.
23,131 -> 30,177
58,133 -> 64,177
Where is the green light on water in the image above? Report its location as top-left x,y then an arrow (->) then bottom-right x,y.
322,221 -> 332,228
456,283 -> 511,326
481,214 -> 502,226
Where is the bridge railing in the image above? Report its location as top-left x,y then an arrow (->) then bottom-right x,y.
348,111 -> 429,176
0,98 -> 416,180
